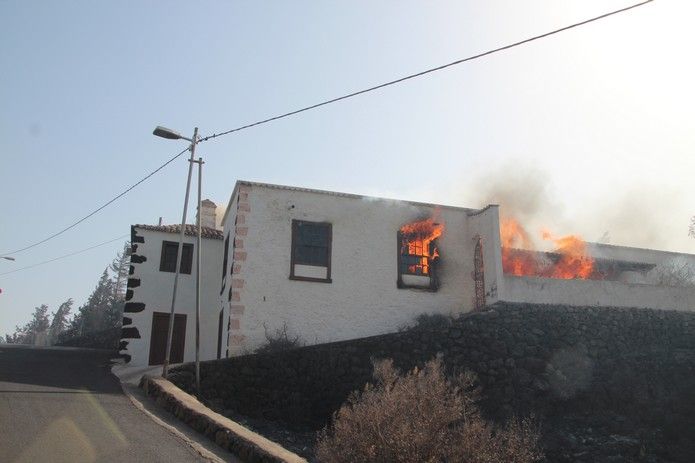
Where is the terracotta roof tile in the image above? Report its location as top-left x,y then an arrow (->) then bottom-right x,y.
133,224 -> 223,240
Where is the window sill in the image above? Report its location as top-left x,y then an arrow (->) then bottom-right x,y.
160,270 -> 192,275
397,278 -> 438,292
289,275 -> 332,284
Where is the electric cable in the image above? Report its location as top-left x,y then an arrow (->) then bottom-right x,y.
0,0 -> 653,258
200,0 -> 654,142
0,147 -> 189,257
0,234 -> 130,276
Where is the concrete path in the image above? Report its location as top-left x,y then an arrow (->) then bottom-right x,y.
0,344 -> 226,463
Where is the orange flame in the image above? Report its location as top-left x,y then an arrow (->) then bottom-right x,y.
541,229 -> 595,279
400,217 -> 444,275
501,218 -> 598,280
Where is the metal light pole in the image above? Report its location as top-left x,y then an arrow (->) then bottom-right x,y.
1,257 -> 16,261
194,156 -> 204,392
153,125 -> 199,378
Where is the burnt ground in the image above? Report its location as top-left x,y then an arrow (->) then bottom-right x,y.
204,399 -> 318,461
201,399 -> 693,463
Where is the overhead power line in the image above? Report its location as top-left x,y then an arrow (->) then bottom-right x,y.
200,0 -> 654,142
0,0 -> 653,258
0,147 -> 190,258
0,234 -> 130,277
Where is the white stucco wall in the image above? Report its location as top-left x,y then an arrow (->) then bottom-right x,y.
467,205 -> 504,306
502,274 -> 695,312
122,227 -> 224,367
221,182 -> 490,354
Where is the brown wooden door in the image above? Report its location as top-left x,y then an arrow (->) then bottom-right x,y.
149,312 -> 187,366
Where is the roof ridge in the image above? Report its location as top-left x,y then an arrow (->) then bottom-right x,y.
133,223 -> 223,240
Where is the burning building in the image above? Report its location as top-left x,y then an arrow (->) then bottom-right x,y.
216,181 -> 695,355
120,180 -> 695,365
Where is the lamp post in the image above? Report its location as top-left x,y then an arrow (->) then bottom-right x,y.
1,257 -> 15,261
194,156 -> 204,392
152,126 -> 201,382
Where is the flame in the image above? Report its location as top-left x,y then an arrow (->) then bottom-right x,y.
501,218 -> 538,276
541,229 -> 595,279
400,217 -> 444,275
501,217 -> 598,280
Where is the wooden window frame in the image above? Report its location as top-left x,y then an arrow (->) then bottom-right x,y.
159,240 -> 194,275
289,219 -> 332,283
396,231 -> 439,291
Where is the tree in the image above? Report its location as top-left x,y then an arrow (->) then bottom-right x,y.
75,268 -> 116,334
49,299 -> 73,342
11,241 -> 130,344
110,241 -> 131,300
5,304 -> 51,344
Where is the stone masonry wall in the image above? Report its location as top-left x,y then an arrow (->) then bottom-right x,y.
171,303 -> 695,431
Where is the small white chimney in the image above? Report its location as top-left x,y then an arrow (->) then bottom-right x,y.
198,199 -> 218,229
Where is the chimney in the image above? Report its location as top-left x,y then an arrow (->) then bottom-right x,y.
198,199 -> 218,229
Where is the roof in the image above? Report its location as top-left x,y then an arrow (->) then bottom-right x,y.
133,224 -> 224,240
222,179 -> 479,224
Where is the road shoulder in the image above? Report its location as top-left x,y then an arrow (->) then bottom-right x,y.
112,361 -> 240,462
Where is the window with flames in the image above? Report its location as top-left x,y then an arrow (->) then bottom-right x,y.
398,218 -> 443,289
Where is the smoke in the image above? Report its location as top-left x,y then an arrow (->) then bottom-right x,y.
466,163 -> 560,223
459,160 -> 693,253
462,161 -> 565,251
579,187 -> 688,251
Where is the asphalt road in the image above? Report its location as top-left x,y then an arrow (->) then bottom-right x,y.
0,345 -> 210,463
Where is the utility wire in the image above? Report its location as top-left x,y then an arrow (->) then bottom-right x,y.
0,234 -> 130,277
0,0 -> 653,258
0,147 -> 190,258
200,0 -> 653,142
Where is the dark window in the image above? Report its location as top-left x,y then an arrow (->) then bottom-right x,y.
222,234 -> 229,279
159,241 -> 194,274
220,234 -> 229,295
217,309 -> 224,360
290,220 -> 332,282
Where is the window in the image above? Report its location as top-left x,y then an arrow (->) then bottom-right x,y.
290,220 -> 332,283
159,241 -> 194,274
397,230 -> 440,290
220,234 -> 229,294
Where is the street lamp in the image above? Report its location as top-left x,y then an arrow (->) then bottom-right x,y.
153,126 -> 192,142
153,125 -> 203,390
1,257 -> 15,261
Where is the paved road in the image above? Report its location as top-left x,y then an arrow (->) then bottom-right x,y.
0,345 -> 210,463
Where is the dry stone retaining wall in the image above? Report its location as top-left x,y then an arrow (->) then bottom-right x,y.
171,303 -> 695,430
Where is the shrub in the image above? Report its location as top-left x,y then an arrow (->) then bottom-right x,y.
315,357 -> 543,463
646,258 -> 695,287
254,322 -> 304,354
412,312 -> 454,330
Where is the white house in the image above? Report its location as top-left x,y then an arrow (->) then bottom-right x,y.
121,180 -> 695,363
218,181 -> 695,355
119,200 -> 224,367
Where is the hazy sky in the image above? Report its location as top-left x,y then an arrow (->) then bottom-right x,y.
1,1 -> 693,334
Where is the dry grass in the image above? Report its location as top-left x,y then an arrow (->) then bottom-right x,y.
254,322 -> 304,354
315,357 -> 543,463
